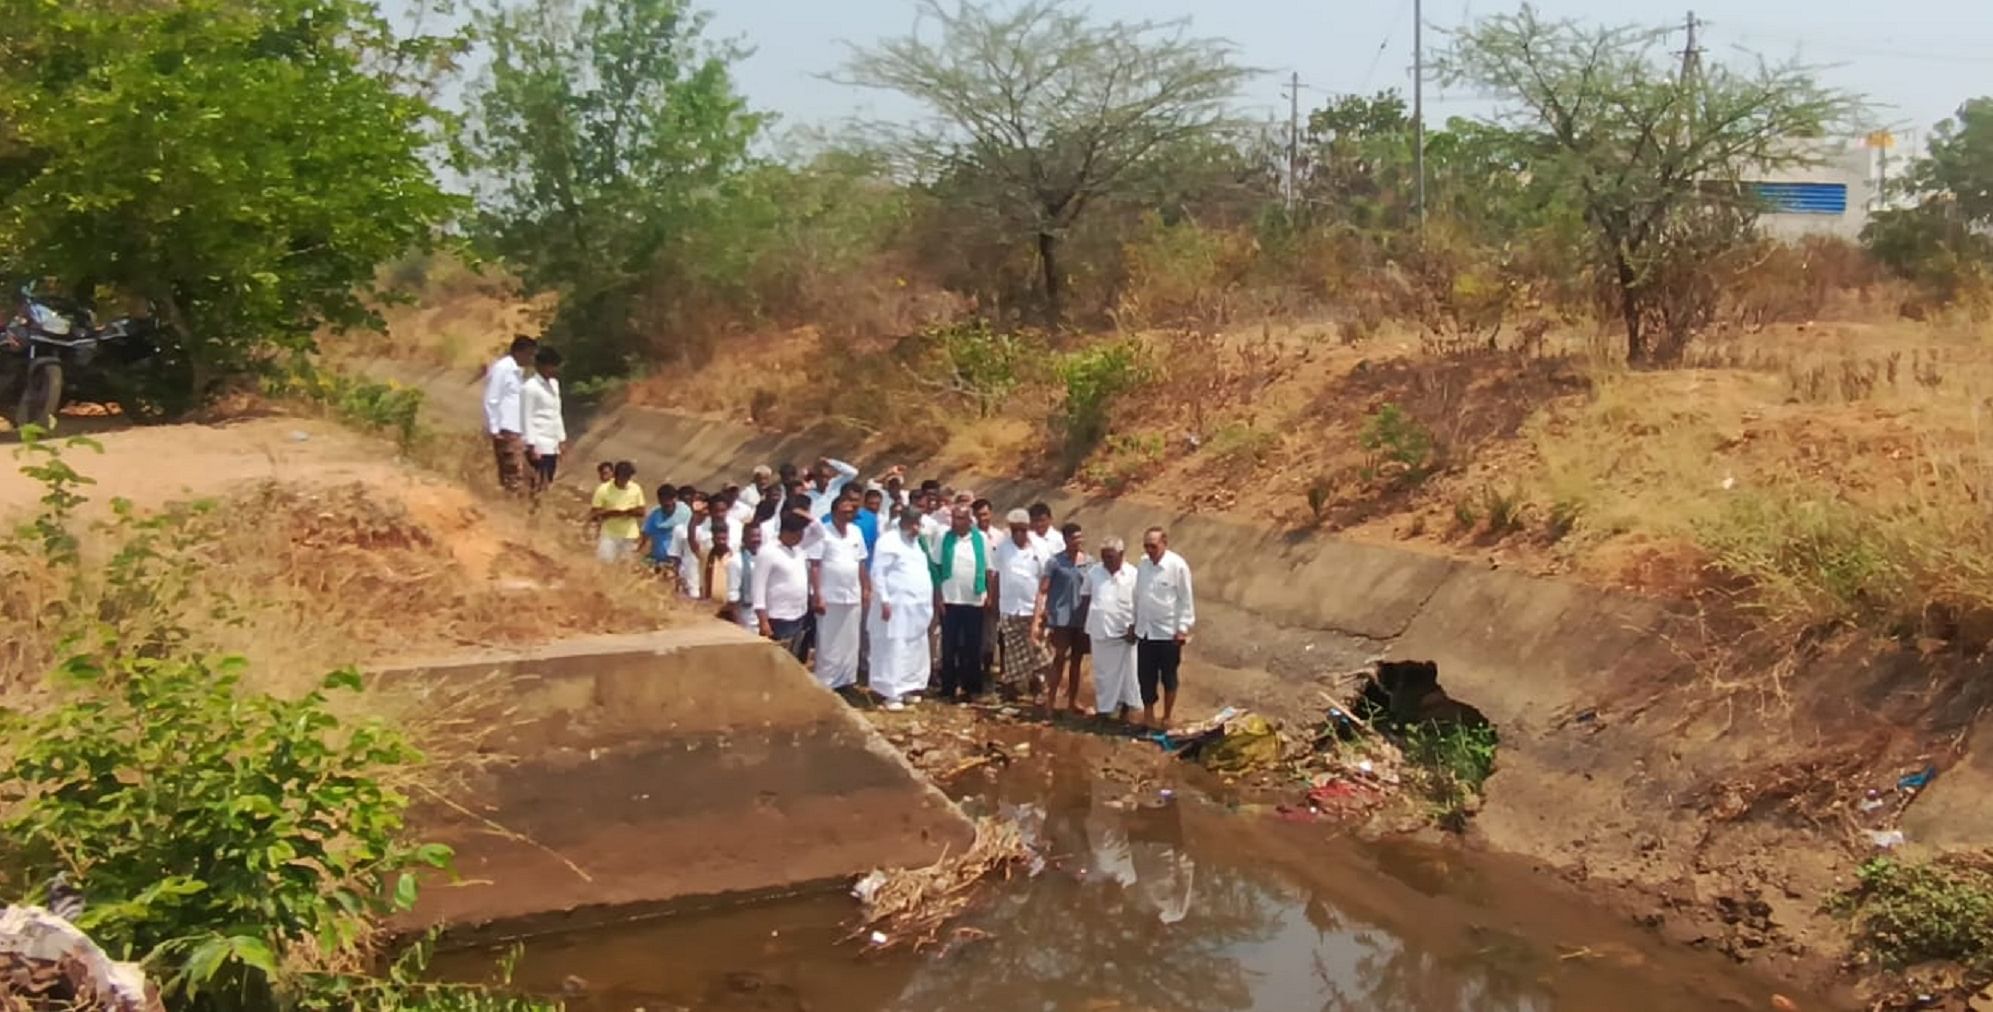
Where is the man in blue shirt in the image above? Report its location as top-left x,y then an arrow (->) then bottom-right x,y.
637,483 -> 689,570
855,487 -> 884,570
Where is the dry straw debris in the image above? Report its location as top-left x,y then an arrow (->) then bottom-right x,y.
848,816 -> 1032,954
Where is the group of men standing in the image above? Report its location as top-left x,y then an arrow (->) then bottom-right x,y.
721,464 -> 1199,728
482,339 -> 1199,728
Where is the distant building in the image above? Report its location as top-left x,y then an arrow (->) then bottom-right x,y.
1739,140 -> 1879,242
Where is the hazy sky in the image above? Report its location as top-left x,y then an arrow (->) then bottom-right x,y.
707,0 -> 1993,150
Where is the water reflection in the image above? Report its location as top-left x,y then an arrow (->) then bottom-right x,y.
441,733 -> 1807,1012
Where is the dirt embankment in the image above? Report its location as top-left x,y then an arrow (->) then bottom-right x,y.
0,413 -> 685,693
375,362 -> 1993,1008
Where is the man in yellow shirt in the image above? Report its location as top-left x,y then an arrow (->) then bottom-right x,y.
591,460 -> 646,564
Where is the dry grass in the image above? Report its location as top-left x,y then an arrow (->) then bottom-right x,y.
849,815 -> 1032,954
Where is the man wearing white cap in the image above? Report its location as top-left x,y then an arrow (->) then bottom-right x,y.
1084,536 -> 1144,721
992,508 -> 1051,696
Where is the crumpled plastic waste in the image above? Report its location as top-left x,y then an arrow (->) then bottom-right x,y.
1202,716 -> 1281,774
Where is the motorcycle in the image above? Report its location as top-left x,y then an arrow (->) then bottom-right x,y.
0,285 -> 168,430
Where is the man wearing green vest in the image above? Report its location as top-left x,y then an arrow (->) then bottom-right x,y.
933,503 -> 992,702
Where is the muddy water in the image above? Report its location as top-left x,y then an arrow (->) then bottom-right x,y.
439,725 -> 1822,1012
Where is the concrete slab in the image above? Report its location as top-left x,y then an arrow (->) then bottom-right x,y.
379,627 -> 973,929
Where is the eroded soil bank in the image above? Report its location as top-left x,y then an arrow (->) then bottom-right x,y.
437,720 -> 1826,1011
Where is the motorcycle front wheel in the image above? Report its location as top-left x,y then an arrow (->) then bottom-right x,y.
16,360 -> 63,432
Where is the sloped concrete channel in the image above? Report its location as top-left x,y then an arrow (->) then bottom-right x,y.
381,628 -> 971,930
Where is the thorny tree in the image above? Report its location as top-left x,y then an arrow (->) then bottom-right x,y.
1440,6 -> 1860,364
839,0 -> 1251,324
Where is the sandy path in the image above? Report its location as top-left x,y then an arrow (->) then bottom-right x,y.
0,416 -> 409,518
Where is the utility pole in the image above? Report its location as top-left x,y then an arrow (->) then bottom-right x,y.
1286,71 -> 1300,215
1679,11 -> 1701,86
1412,0 -> 1425,234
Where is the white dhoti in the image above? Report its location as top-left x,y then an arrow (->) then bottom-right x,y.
814,603 -> 862,689
869,598 -> 933,702
1092,636 -> 1141,715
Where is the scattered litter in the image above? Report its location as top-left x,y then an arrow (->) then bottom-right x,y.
1357,760 -> 1375,775
851,870 -> 887,904
288,430 -> 311,442
1201,716 -> 1281,774
1898,764 -> 1938,792
1857,796 -> 1887,814
1866,829 -> 1907,850
868,930 -> 889,946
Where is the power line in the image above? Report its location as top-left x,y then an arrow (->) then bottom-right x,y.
1360,0 -> 1415,92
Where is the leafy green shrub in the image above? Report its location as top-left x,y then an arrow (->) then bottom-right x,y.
926,319 -> 1027,417
1359,403 -> 1436,486
268,370 -> 425,449
1205,422 -> 1278,470
1057,340 -> 1150,468
0,658 -> 448,1006
1400,721 -> 1499,826
0,433 -> 480,1010
1835,857 -> 1993,970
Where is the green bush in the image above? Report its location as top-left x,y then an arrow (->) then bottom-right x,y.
1205,422 -> 1278,470
1359,403 -> 1436,485
1400,721 -> 1499,825
926,319 -> 1027,417
267,370 -> 425,449
1835,857 -> 1993,970
1056,339 -> 1150,468
0,658 -> 448,1006
0,433 -> 528,1011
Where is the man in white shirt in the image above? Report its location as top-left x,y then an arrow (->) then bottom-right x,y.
481,335 -> 536,493
739,464 -> 774,510
753,513 -> 814,660
916,482 -> 948,554
1027,502 -> 1066,556
1085,537 -> 1144,722
1134,526 -> 1196,728
806,457 -> 859,519
732,522 -> 763,634
808,490 -> 870,691
518,346 -> 566,495
869,508 -> 935,710
992,508 -> 1050,696
934,503 -> 992,702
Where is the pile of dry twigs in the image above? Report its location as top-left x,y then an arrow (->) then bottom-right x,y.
848,816 -> 1032,954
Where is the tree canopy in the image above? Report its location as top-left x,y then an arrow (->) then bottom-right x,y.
1440,6 -> 1859,363
1862,98 -> 1993,304
839,0 -> 1252,323
464,0 -> 763,376
0,0 -> 460,394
